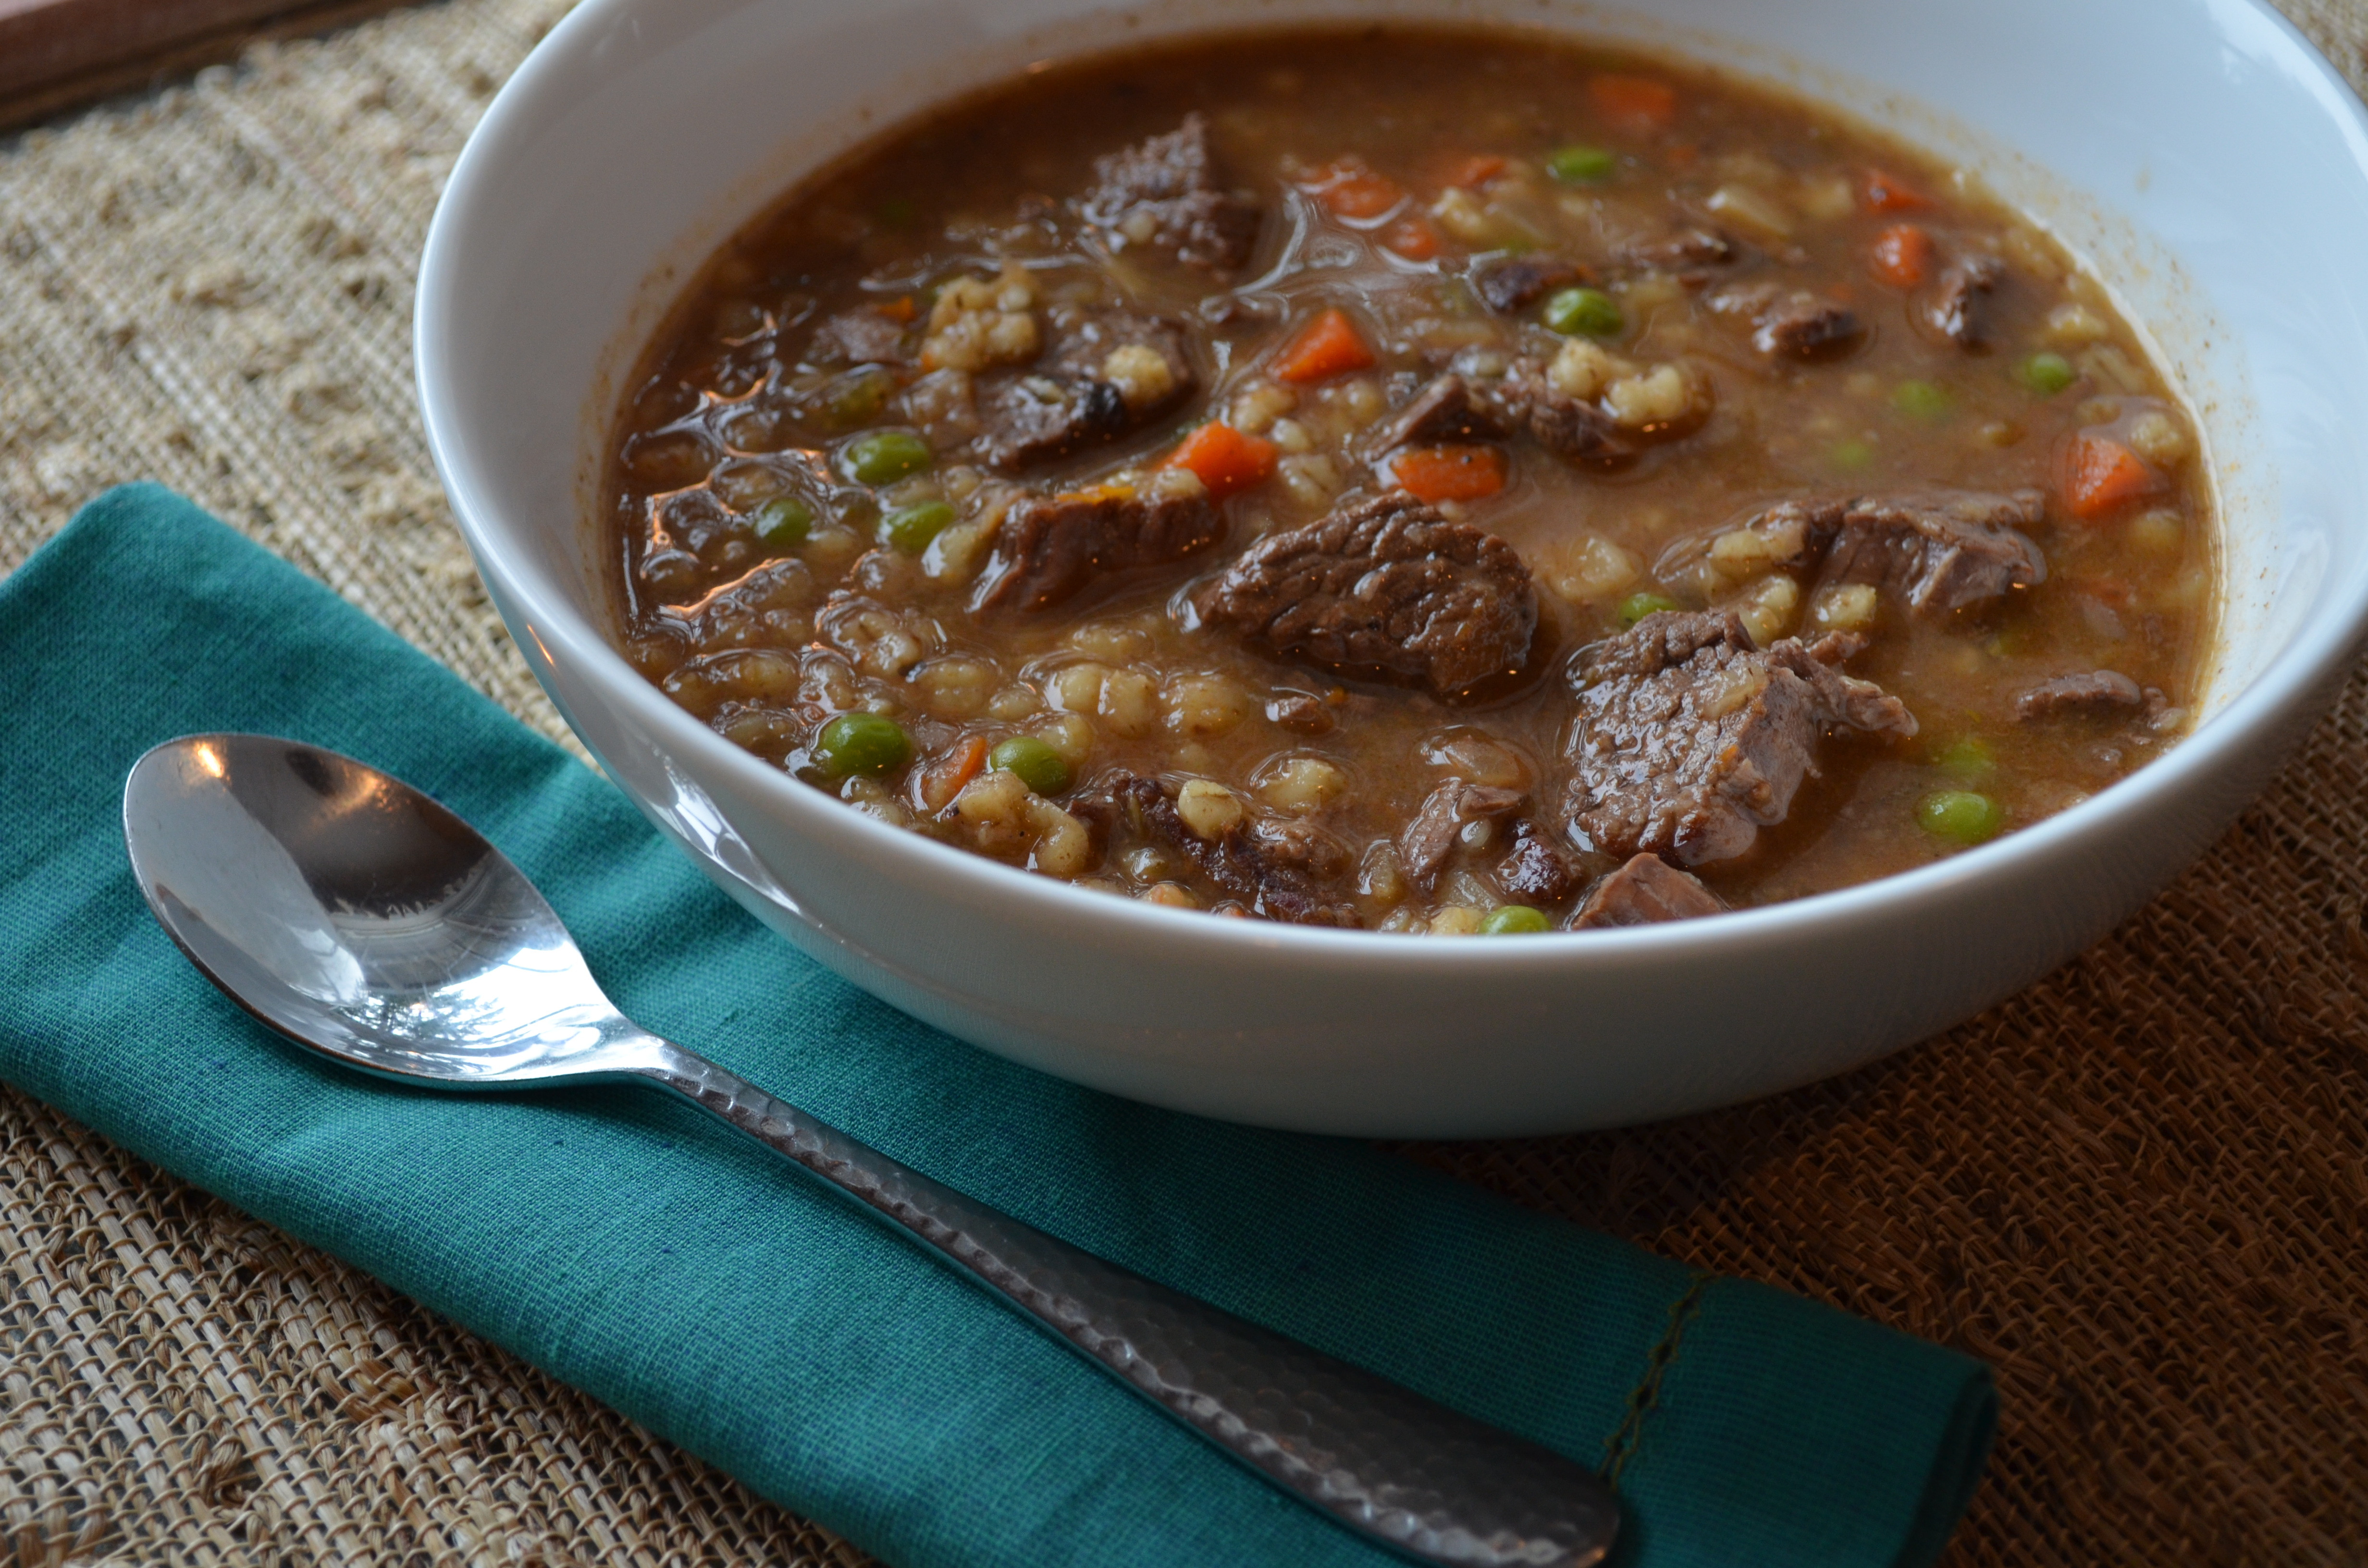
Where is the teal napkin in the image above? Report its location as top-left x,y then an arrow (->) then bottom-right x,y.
0,486 -> 1993,1568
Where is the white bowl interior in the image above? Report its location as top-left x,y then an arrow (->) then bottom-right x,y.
417,0 -> 2368,1133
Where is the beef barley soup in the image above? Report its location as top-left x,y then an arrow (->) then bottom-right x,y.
605,27 -> 2215,935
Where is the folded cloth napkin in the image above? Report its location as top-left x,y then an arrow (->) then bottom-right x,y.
0,486 -> 1995,1568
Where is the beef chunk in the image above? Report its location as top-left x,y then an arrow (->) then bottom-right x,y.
1470,254 -> 1584,314
1756,294 -> 1863,359
1571,854 -> 1727,928
2016,669 -> 2146,721
1715,284 -> 1864,360
1095,772 -> 1360,926
1044,307 -> 1194,386
812,308 -> 906,366
1925,255 -> 2005,349
980,376 -> 1133,470
1079,114 -> 1261,271
1196,493 -> 1538,697
1564,610 -> 1917,866
1398,780 -> 1526,889
1732,490 -> 2047,616
1371,374 -> 1505,450
977,308 -> 1195,472
1818,490 -> 2046,612
1266,694 -> 1335,734
973,477 -> 1223,614
1496,820 -> 1582,906
1482,357 -> 1637,467
1621,227 -> 1738,275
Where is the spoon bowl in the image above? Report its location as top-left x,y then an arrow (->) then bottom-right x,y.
121,732 -> 1623,1568
123,733 -> 653,1087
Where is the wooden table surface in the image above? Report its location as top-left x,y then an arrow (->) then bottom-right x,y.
0,0 -> 407,127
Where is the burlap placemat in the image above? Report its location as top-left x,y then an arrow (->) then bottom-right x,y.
2,3 -> 2362,1562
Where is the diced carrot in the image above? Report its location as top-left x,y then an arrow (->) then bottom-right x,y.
1163,422 -> 1279,500
1304,158 -> 1405,220
1445,153 -> 1508,189
1383,217 -> 1441,261
876,294 -> 918,323
1860,167 -> 1932,212
1869,223 -> 1935,288
1589,74 -> 1678,131
919,735 -> 988,813
2062,434 -> 2160,521
1389,444 -> 1505,503
1272,308 -> 1376,383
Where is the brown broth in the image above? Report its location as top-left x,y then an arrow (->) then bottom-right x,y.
603,25 -> 2214,931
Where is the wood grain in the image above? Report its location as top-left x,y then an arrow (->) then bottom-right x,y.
0,0 -> 407,124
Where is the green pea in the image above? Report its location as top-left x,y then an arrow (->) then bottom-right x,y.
839,429 -> 932,486
1618,591 -> 1679,627
1892,380 -> 1952,421
2016,351 -> 2076,395
1480,905 -> 1552,935
1547,145 -> 1617,184
1933,737 -> 1997,784
821,367 -> 894,428
813,712 -> 911,779
752,496 -> 814,548
877,197 -> 919,230
1542,286 -> 1624,338
1917,790 -> 2004,846
881,501 -> 957,554
1829,438 -> 1877,473
989,735 -> 1072,796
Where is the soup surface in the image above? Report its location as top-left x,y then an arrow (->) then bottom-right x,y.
605,27 -> 2213,934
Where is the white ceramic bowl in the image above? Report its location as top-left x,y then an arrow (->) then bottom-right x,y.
416,0 -> 2368,1137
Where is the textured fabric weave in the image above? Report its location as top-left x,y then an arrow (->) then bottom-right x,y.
0,2 -> 2364,1564
0,486 -> 1994,1568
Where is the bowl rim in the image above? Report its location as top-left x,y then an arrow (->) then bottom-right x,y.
415,0 -> 2368,974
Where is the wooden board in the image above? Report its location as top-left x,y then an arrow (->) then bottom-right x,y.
0,0 -> 408,127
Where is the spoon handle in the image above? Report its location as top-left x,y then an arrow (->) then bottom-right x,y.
635,1041 -> 1618,1568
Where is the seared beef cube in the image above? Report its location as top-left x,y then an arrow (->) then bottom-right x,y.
1564,610 -> 1917,865
1370,374 -> 1505,450
1621,227 -> 1738,274
980,376 -> 1133,470
2016,669 -> 2145,720
1398,780 -> 1526,889
1482,357 -> 1637,467
1470,254 -> 1584,314
1572,853 -> 1727,928
978,308 -> 1196,472
1496,819 -> 1582,906
1079,114 -> 1261,271
1715,283 -> 1864,361
812,308 -> 907,366
1819,490 -> 2045,612
973,475 -> 1222,614
1756,294 -> 1862,359
1729,490 -> 2047,616
1096,772 -> 1360,926
1045,308 -> 1195,390
1196,493 -> 1538,698
1924,255 -> 2005,349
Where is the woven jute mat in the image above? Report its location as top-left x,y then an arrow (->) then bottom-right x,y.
2,2 -> 2363,1562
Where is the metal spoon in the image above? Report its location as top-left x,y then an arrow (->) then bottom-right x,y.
121,733 -> 1620,1568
